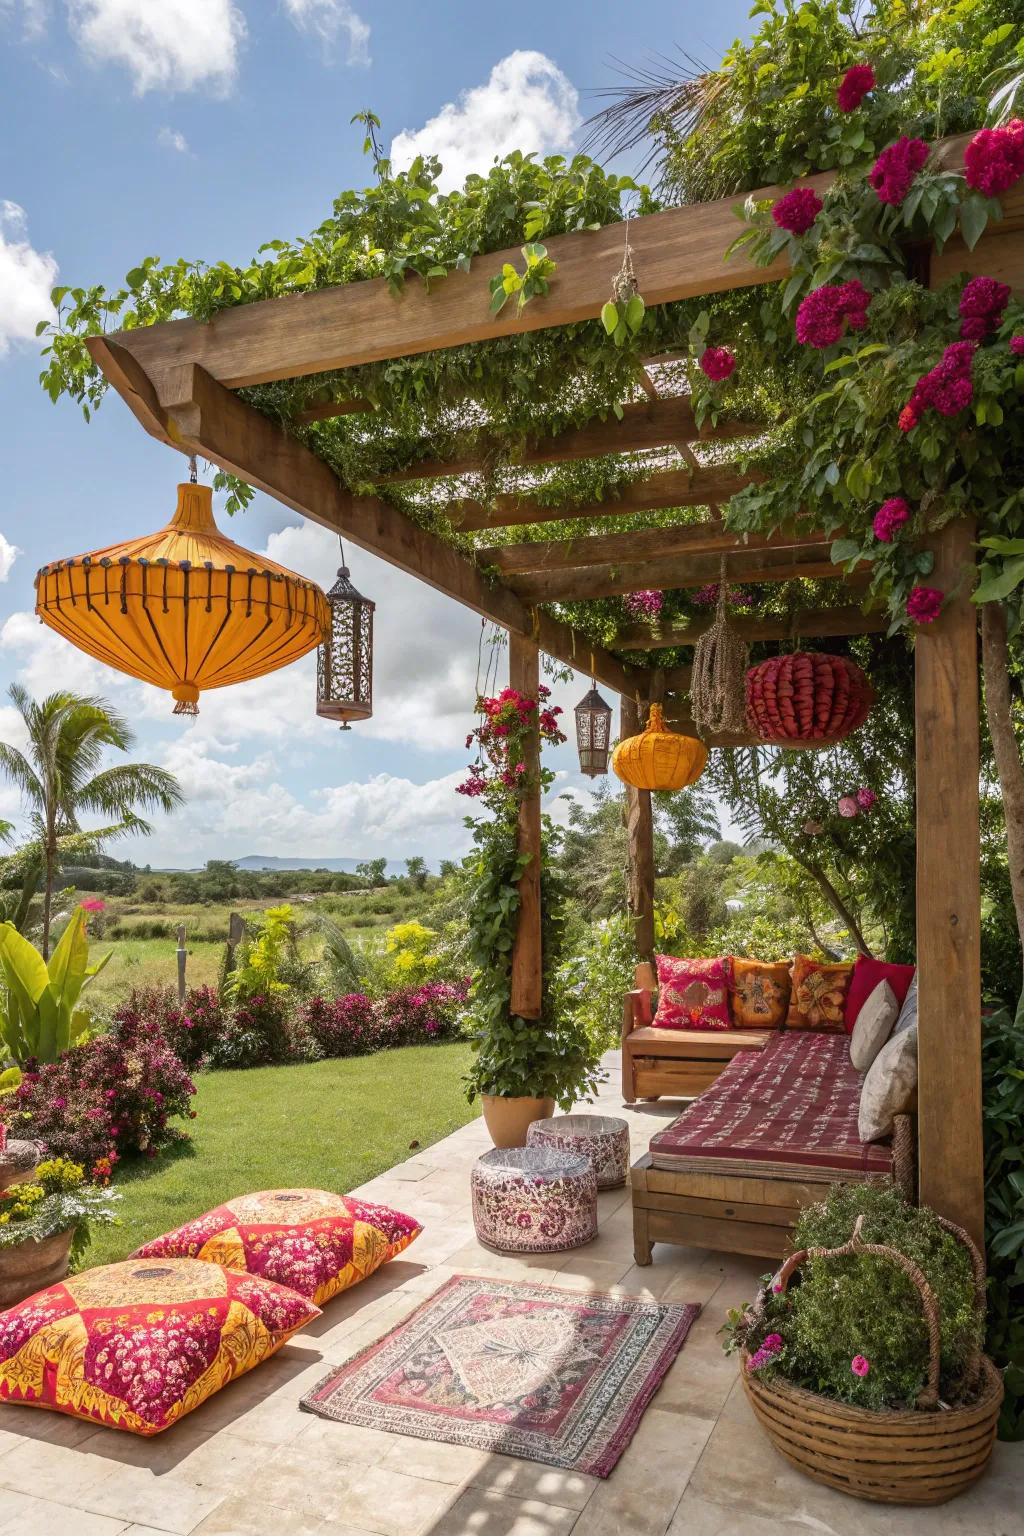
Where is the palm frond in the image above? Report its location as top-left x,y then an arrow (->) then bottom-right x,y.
0,742 -> 43,808
580,50 -> 728,181
315,916 -> 365,993
76,763 -> 184,819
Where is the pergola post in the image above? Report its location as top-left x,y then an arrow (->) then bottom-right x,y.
915,517 -> 984,1246
621,696 -> 656,962
509,632 -> 543,1019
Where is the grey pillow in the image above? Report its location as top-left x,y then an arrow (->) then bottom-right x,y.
892,971 -> 917,1037
850,980 -> 898,1073
859,1024 -> 918,1143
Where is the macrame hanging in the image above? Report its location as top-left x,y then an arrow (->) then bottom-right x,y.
689,559 -> 750,736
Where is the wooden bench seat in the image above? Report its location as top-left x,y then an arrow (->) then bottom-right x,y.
621,964 -> 769,1103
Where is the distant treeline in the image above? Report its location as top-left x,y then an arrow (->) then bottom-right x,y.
27,855 -> 444,905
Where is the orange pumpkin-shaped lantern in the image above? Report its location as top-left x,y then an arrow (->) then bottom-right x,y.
745,652 -> 873,748
35,481 -> 330,716
612,703 -> 708,791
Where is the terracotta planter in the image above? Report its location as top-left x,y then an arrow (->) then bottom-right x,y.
0,1226 -> 74,1310
0,1141 -> 41,1194
481,1095 -> 556,1149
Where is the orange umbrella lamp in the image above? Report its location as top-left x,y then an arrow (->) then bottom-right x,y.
34,478 -> 330,716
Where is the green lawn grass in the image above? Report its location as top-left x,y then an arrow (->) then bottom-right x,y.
80,1042 -> 478,1269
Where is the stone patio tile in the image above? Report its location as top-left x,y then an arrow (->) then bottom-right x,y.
82,1465 -> 225,1534
428,1488 -> 579,1536
76,1425 -> 266,1490
0,1488 -> 50,1527
333,1465 -> 455,1536
467,1454 -> 598,1511
578,1408 -> 714,1536
0,1434 -> 114,1505
190,1496 -> 370,1536
649,1312 -> 741,1422
378,1434 -> 489,1485
543,1257 -> 632,1290
666,1490 -> 807,1535
0,1402 -> 102,1447
0,1493 -> 130,1534
290,1414 -> 398,1464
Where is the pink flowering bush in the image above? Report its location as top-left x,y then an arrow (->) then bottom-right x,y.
868,136 -> 929,205
294,980 -> 468,1060
836,62 -> 874,112
458,685 -> 565,804
906,585 -> 944,624
692,582 -> 754,608
623,589 -> 664,619
771,187 -> 822,236
208,993 -> 293,1069
795,281 -> 871,348
855,787 -> 878,812
872,496 -> 910,543
699,345 -> 736,381
958,275 -> 1011,341
899,340 -> 975,430
964,120 -> 1024,198
123,986 -> 226,1068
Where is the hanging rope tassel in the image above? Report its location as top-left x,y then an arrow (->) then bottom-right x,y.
690,557 -> 750,737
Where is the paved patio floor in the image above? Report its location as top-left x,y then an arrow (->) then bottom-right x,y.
0,1064 -> 1021,1536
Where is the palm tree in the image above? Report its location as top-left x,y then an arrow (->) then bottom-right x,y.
0,686 -> 183,956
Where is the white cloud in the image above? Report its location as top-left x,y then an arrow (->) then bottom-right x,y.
284,0 -> 369,65
0,0 -> 49,39
0,202 -> 56,357
0,535 -> 19,582
66,0 -> 245,95
157,126 -> 189,154
391,50 -> 580,192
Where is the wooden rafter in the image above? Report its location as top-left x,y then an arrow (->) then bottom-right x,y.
448,466 -> 760,532
613,601 -> 883,649
508,546 -> 864,603
478,520 -> 830,576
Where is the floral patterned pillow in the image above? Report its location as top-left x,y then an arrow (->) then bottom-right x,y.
0,1257 -> 318,1436
653,955 -> 733,1031
133,1188 -> 421,1306
786,955 -> 855,1033
730,958 -> 792,1029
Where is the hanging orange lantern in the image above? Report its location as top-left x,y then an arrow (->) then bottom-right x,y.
612,703 -> 708,791
34,478 -> 329,717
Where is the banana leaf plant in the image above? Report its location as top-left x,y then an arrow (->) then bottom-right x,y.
0,908 -> 110,1066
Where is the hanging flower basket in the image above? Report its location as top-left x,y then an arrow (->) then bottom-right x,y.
745,652 -> 873,748
740,1216 -> 1003,1505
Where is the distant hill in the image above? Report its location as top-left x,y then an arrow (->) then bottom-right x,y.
232,854 -> 407,875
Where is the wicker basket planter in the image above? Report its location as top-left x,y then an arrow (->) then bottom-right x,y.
739,1213 -> 1003,1505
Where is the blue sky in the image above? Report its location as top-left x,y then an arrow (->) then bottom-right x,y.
0,0 -> 753,868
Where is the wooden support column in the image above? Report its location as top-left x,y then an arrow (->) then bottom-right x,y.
621,696 -> 656,962
509,633 -> 543,1019
915,517 -> 984,1246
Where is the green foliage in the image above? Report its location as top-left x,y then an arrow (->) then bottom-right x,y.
982,1007 -> 1024,1438
556,909 -> 638,1056
0,908 -> 109,1065
0,1155 -> 119,1266
224,904 -> 296,1003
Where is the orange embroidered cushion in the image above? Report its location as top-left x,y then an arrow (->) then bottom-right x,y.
786,956 -> 854,1032
0,1257 -> 318,1436
133,1189 -> 421,1306
730,958 -> 792,1029
653,955 -> 733,1031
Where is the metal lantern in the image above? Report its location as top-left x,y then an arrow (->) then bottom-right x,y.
574,682 -> 613,777
316,547 -> 374,728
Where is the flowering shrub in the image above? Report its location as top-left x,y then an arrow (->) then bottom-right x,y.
964,120 -> 1024,197
868,135 -> 929,205
119,986 -> 226,1068
836,62 -> 874,113
699,345 -> 736,381
294,992 -> 378,1059
208,993 -> 293,1069
771,187 -> 822,235
794,280 -> 871,348
295,980 -> 469,1060
692,582 -> 753,608
623,589 -> 664,620
457,685 -> 565,804
872,497 -> 910,543
958,275 -> 1011,341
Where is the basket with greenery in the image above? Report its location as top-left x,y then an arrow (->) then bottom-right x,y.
0,1157 -> 119,1267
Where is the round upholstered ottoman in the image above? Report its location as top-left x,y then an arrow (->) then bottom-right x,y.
471,1146 -> 598,1254
526,1114 -> 631,1190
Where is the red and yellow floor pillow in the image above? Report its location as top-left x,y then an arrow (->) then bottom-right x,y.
0,1257 -> 318,1436
132,1189 -> 422,1306
786,955 -> 855,1032
730,958 -> 792,1029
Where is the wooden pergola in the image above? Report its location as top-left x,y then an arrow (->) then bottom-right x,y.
83,134 -> 1024,1249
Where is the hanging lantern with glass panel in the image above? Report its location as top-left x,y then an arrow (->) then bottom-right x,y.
317,544 -> 374,729
574,682 -> 612,777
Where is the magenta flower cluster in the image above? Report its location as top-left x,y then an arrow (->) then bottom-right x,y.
1012,336 -> 1024,357
624,589 -> 664,620
906,585 -> 944,624
899,340 -> 975,431
964,120 -> 1024,198
851,1354 -> 871,1378
772,187 -> 823,236
747,1332 -> 784,1372
295,981 -> 469,1060
872,496 -> 910,543
868,136 -> 929,206
692,582 -> 754,608
458,685 -> 565,801
836,63 -> 874,113
795,280 -> 871,348
856,787 -> 877,812
700,345 -> 736,382
958,275 -> 1011,341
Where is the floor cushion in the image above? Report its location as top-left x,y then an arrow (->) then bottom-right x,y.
0,1257 -> 318,1436
786,955 -> 854,1033
859,1024 -> 918,1142
730,958 -> 792,1029
849,980 -> 899,1073
844,955 -> 916,1031
653,955 -> 732,1030
133,1189 -> 422,1305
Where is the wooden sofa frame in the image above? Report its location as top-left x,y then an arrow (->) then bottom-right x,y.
621,962 -> 769,1103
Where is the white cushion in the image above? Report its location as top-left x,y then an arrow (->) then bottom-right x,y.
859,1024 -> 917,1143
850,980 -> 898,1073
892,971 -> 917,1037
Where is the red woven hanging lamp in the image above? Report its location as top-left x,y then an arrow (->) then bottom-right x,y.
744,652 -> 873,748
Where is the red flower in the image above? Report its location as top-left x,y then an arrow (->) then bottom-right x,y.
795,280 -> 872,348
898,405 -> 919,432
906,586 -> 944,624
772,187 -> 823,235
1012,336 -> 1024,357
868,136 -> 929,206
836,63 -> 875,112
700,345 -> 736,381
958,275 -> 1011,340
624,589 -> 664,619
902,340 -> 975,423
872,497 -> 910,543
964,121 -> 1024,198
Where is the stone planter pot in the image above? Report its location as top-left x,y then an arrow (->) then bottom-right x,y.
0,1141 -> 41,1194
0,1227 -> 74,1310
481,1095 -> 556,1149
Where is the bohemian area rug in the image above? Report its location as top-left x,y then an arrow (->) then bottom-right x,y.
300,1273 -> 699,1477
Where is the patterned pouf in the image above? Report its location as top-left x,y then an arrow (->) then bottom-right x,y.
471,1146 -> 597,1254
527,1114 -> 631,1190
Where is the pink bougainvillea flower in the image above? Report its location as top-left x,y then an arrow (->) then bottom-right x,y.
856,787 -> 877,811
772,186 -> 823,235
700,345 -> 736,381
795,280 -> 872,348
964,120 -> 1024,198
624,589 -> 664,619
851,1355 -> 871,1377
763,1334 -> 783,1352
869,136 -> 929,206
836,63 -> 875,112
872,496 -> 911,542
907,585 -> 944,624
838,795 -> 859,818
1011,336 -> 1024,357
958,275 -> 1011,340
902,340 -> 976,424
80,897 -> 106,913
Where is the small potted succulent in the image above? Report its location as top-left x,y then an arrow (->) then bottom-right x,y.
721,1183 -> 1003,1505
0,1157 -> 119,1307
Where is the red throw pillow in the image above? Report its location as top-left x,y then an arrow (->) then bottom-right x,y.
844,957 -> 916,1032
653,955 -> 733,1031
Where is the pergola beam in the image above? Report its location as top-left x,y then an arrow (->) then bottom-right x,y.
510,547 -> 864,603
478,520 -> 830,576
612,601 -> 883,649
449,467 -> 760,532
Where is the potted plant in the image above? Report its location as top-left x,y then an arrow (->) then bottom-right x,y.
722,1183 -> 1003,1505
0,1157 -> 119,1307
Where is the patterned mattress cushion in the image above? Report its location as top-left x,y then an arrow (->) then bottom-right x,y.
649,1033 -> 893,1181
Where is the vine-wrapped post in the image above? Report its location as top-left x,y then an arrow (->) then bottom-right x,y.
621,696 -> 655,961
509,633 -> 543,1019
